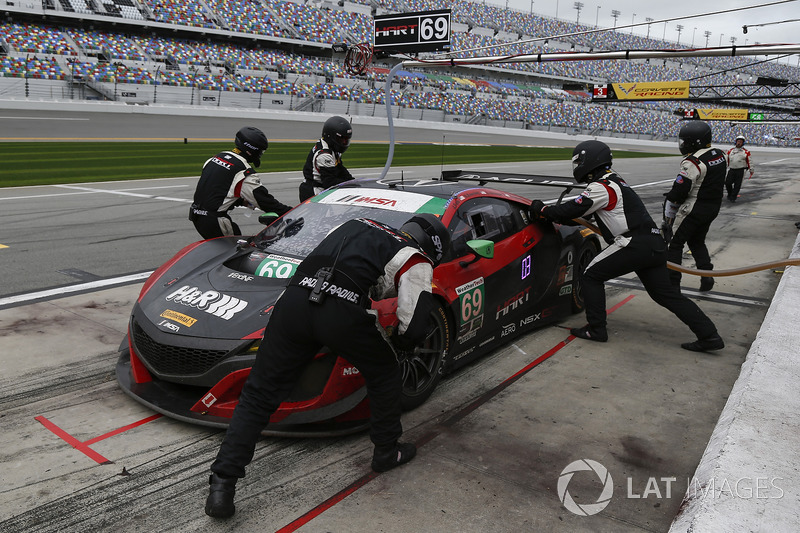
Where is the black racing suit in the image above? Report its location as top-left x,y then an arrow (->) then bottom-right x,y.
663,147 -> 727,285
299,139 -> 354,202
211,218 -> 437,479
539,170 -> 717,339
191,150 -> 292,239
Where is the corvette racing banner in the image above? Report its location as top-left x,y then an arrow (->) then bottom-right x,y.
695,108 -> 749,121
595,81 -> 691,100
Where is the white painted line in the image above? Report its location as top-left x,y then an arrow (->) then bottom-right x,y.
0,116 -> 90,120
0,184 -> 189,201
0,271 -> 154,307
607,278 -> 768,307
762,158 -> 799,164
55,185 -> 191,203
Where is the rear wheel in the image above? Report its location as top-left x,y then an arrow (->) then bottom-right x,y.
572,239 -> 600,313
400,303 -> 450,410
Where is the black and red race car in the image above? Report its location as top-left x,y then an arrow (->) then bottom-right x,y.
116,171 -> 601,436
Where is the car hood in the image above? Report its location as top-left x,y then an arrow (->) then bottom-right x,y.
137,244 -> 298,340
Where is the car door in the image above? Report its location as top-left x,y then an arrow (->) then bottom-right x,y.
438,196 -> 557,364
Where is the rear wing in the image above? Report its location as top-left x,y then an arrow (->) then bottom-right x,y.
439,169 -> 579,203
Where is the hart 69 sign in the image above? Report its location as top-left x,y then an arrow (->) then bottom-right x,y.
373,9 -> 451,53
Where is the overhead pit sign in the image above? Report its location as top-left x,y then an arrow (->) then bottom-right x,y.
696,108 -> 749,121
593,81 -> 690,101
373,9 -> 451,53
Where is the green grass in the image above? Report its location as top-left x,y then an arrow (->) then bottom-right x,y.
0,142 -> 669,187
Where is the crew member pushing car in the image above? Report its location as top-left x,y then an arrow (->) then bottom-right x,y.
529,140 -> 723,352
299,115 -> 354,202
190,126 -> 292,239
205,214 -> 451,519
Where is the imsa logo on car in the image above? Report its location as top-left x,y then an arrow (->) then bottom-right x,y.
165,285 -> 248,320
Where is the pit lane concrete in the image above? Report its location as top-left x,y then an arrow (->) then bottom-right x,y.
0,109 -> 798,531
2,150 -> 800,529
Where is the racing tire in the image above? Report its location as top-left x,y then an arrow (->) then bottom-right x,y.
400,303 -> 450,411
572,240 -> 600,313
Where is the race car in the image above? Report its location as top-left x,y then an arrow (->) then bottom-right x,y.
116,171 -> 601,436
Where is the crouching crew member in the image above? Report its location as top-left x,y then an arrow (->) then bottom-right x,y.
529,140 -> 724,352
205,214 -> 451,519
191,126 -> 292,239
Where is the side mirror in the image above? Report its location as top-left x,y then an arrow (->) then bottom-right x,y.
459,239 -> 494,267
467,239 -> 494,258
258,212 -> 279,226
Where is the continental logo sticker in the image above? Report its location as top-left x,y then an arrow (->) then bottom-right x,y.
160,309 -> 198,327
611,81 -> 690,100
695,108 -> 749,121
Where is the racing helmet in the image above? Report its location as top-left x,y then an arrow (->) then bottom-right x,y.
401,213 -> 451,266
678,121 -> 712,155
735,135 -> 746,146
322,116 -> 353,153
571,140 -> 613,183
235,126 -> 269,167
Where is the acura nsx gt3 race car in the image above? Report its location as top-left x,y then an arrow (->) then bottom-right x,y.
116,171 -> 601,436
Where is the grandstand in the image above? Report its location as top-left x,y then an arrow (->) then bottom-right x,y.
0,0 -> 797,145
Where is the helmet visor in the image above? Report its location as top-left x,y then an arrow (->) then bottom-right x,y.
571,151 -> 584,174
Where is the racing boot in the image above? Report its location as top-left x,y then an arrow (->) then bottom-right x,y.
699,276 -> 715,292
681,333 -> 724,352
371,442 -> 417,473
570,325 -> 608,342
205,473 -> 237,518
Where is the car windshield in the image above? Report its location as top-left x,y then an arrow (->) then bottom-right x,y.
253,198 -> 432,258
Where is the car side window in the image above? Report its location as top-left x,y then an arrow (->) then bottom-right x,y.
448,198 -> 525,258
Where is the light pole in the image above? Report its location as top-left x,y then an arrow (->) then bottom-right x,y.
719,33 -> 724,46
611,9 -> 620,29
595,6 -> 600,27
704,30 -> 711,47
530,0 -> 534,13
631,13 -> 636,34
573,2 -> 583,24
691,27 -> 697,47
153,65 -> 162,104
676,24 -> 684,45
730,36 -> 737,46
645,17 -> 653,39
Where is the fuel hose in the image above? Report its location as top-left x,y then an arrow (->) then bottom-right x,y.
574,219 -> 800,276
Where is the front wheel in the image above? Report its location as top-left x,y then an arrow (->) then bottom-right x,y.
399,303 -> 450,411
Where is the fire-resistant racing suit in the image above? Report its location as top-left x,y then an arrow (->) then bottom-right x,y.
210,217 -> 437,479
725,145 -> 754,202
191,151 -> 291,239
536,169 -> 718,341
663,146 -> 727,286
299,139 -> 354,202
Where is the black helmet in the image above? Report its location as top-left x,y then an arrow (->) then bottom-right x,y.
678,121 -> 712,155
571,140 -> 613,183
235,126 -> 269,167
401,213 -> 451,266
322,116 -> 353,153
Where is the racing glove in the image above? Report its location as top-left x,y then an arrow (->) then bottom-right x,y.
529,199 -> 547,220
392,333 -> 418,354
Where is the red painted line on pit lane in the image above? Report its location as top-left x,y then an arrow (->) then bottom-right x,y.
35,414 -> 163,465
276,295 -> 637,532
83,414 -> 163,446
